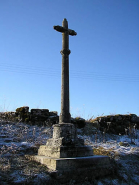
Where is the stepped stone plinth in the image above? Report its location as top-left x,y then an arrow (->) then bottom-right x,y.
38,123 -> 93,158
26,122 -> 113,182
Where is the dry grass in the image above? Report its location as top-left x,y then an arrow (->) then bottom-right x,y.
93,146 -> 120,160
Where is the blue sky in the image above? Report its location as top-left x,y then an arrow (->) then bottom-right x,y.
0,0 -> 139,119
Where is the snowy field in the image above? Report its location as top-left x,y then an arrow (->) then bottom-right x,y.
0,120 -> 139,185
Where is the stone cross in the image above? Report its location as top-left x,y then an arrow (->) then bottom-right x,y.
53,18 -> 77,123
26,20 -> 111,180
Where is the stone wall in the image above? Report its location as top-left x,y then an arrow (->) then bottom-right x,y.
71,117 -> 86,128
30,109 -> 49,122
90,114 -> 139,135
0,112 -> 17,122
16,106 -> 29,122
0,106 -> 59,125
0,106 -> 86,128
0,108 -> 138,135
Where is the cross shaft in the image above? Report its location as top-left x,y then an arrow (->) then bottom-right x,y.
53,18 -> 77,123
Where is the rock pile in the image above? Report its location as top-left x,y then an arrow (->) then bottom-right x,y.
0,107 -> 85,127
90,114 -> 139,135
30,109 -> 49,122
0,106 -> 59,125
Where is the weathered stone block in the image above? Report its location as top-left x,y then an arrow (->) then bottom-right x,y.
16,106 -> 29,121
38,145 -> 93,158
45,123 -> 84,147
52,123 -> 76,139
25,155 -> 113,183
31,109 -> 49,116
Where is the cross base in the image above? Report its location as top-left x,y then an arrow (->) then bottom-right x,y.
25,123 -> 113,182
38,145 -> 93,158
25,155 -> 113,183
37,123 -> 93,158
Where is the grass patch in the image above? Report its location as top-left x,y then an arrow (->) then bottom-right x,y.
93,146 -> 120,159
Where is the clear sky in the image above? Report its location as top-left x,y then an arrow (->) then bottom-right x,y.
0,0 -> 139,119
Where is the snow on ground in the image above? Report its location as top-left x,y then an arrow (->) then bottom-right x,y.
78,129 -> 139,156
77,129 -> 139,185
0,120 -> 139,185
0,120 -> 52,155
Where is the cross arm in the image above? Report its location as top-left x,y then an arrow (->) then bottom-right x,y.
53,25 -> 66,33
53,25 -> 77,36
68,29 -> 77,36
